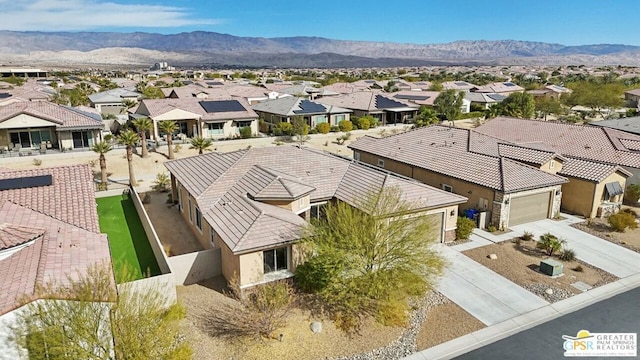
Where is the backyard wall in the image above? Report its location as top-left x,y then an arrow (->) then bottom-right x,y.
117,273 -> 176,307
130,186 -> 171,275
168,248 -> 222,285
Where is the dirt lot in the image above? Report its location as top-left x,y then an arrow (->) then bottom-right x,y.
571,207 -> 640,253
141,191 -> 204,256
463,240 -> 618,301
416,301 -> 485,351
177,277 -> 405,360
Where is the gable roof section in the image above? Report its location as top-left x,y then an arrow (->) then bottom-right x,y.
349,126 -> 567,193
0,101 -> 103,130
590,116 -> 640,136
316,91 -> 417,112
559,157 -> 632,182
250,166 -> 316,201
476,117 -> 640,168
0,223 -> 44,250
88,88 -> 141,104
252,97 -> 351,116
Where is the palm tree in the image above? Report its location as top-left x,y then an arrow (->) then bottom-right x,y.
158,120 -> 178,159
118,130 -> 140,186
92,141 -> 113,190
132,117 -> 153,158
189,136 -> 213,155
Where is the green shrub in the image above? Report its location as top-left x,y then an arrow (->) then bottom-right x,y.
336,132 -> 351,145
104,134 -> 114,143
316,122 -> 331,134
487,225 -> 498,233
357,117 -> 370,130
558,248 -> 576,261
308,128 -> 318,134
622,208 -> 638,218
368,117 -> 379,128
275,121 -> 293,136
151,173 -> 171,192
338,120 -> 353,132
330,125 -> 340,132
521,231 -> 534,241
455,216 -> 476,240
239,126 -> 252,139
456,111 -> 485,120
536,233 -> 566,256
608,212 -> 638,232
624,184 -> 640,205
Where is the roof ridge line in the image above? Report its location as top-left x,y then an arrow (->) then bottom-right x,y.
198,149 -> 251,200
1,199 -> 100,234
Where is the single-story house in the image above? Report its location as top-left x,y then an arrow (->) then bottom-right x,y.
0,101 -> 104,152
471,82 -> 525,95
0,165 -> 114,357
624,88 -> 640,108
441,81 -> 477,91
88,88 -> 142,115
165,146 -> 467,288
465,92 -> 506,110
133,98 -> 259,140
476,117 -> 640,186
251,97 -> 352,128
526,85 -> 572,100
349,125 -> 569,229
315,92 -> 419,125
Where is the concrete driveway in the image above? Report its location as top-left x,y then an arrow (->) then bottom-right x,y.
436,245 -> 549,326
510,219 -> 640,278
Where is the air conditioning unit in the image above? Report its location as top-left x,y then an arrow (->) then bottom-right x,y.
540,258 -> 563,276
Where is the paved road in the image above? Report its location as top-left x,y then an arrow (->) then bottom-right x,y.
454,286 -> 640,360
511,219 -> 640,278
436,245 -> 548,326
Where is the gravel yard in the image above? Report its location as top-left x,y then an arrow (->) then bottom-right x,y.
463,240 -> 618,302
571,207 -> 640,253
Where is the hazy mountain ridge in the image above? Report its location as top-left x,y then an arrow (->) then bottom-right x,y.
1,30 -> 639,66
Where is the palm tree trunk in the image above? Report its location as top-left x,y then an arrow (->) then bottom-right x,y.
140,131 -> 148,158
99,154 -> 108,188
127,146 -> 137,186
167,136 -> 174,160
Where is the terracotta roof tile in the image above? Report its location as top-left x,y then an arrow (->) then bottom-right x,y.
0,101 -> 103,129
0,223 -> 44,250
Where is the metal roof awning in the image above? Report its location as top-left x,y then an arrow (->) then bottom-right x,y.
604,181 -> 624,196
202,119 -> 229,123
386,107 -> 418,112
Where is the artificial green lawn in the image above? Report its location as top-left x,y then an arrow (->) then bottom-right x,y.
96,195 -> 161,282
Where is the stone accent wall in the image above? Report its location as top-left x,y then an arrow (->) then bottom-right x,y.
491,185 -> 563,229
444,229 -> 457,242
551,185 -> 562,218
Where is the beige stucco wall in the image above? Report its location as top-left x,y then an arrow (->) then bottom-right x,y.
239,252 -> 263,285
220,240 -> 241,284
357,151 -> 414,178
560,177 -> 596,218
263,195 -> 310,213
174,181 -> 214,250
593,172 -> 627,215
412,167 -> 495,212
539,158 -> 563,175
201,119 -> 259,139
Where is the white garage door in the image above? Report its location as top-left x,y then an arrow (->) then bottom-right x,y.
509,192 -> 551,226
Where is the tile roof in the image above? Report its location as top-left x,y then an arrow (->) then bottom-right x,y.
88,88 -> 141,104
0,201 -> 111,315
166,146 -> 466,254
251,96 -> 352,116
137,97 -> 258,121
0,165 -> 100,232
558,157 -> 630,182
315,92 -> 418,112
472,82 -> 525,93
0,101 -> 103,130
349,126 -> 567,193
0,223 -> 44,250
590,116 -> 640,136
475,117 -> 640,168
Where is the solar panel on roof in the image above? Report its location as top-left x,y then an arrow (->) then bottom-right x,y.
293,100 -> 327,114
0,93 -> 11,99
454,81 -> 468,86
394,94 -> 430,101
375,95 -> 410,109
206,81 -> 224,86
364,80 -> 376,84
199,100 -> 246,113
487,94 -> 507,101
504,82 -> 516,87
0,175 -> 53,191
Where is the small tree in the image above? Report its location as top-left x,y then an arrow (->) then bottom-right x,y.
152,173 -> 171,192
118,129 -> 140,186
501,92 -> 535,119
92,140 -> 113,190
158,120 -> 178,160
413,105 -> 439,127
292,116 -> 309,145
132,117 -> 154,158
536,233 -> 566,256
296,187 -> 445,331
624,184 -> 640,205
239,126 -> 252,139
189,136 -> 213,155
434,90 -> 465,124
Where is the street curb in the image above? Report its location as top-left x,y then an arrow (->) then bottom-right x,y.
405,273 -> 640,360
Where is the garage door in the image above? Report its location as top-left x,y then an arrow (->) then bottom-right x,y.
509,192 -> 551,226
425,213 -> 444,243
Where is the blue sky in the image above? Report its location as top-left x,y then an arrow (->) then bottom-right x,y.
1,0 -> 639,45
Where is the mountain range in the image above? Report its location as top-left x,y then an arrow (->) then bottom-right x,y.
1,31 -> 640,67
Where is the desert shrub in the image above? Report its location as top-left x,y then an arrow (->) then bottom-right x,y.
357,117 -> 370,130
32,158 -> 42,166
330,125 -> 340,132
622,208 -> 638,218
521,231 -> 534,241
513,237 -> 522,245
558,248 -> 576,261
309,128 -> 318,134
258,119 -> 270,133
336,132 -> 351,145
374,296 -> 409,328
104,134 -> 114,143
536,233 -> 566,256
624,184 -> 640,205
239,126 -> 252,139
572,265 -> 584,272
338,120 -> 353,132
487,224 -> 498,233
368,117 -> 379,128
316,122 -> 330,134
275,121 -> 294,136
608,212 -> 638,232
151,173 -> 171,192
455,216 -> 476,240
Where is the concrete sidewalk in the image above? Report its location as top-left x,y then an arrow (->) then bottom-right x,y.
406,272 -> 640,360
436,245 -> 548,326
510,219 -> 640,278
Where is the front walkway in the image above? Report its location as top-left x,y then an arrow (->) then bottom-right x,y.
435,245 -> 549,326
509,218 -> 640,278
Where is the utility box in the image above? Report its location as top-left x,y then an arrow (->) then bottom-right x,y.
540,258 -> 564,276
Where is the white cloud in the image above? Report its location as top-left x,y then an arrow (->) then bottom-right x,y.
0,0 -> 222,31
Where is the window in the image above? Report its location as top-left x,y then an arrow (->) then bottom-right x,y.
210,226 -> 216,247
195,207 -> 202,231
207,122 -> 224,135
188,197 -> 193,222
71,131 -> 92,148
334,114 -> 346,123
309,202 -> 327,221
178,185 -> 183,212
354,152 -> 360,161
263,247 -> 289,273
377,159 -> 385,168
235,120 -> 252,133
442,184 -> 453,193
313,115 -> 328,125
